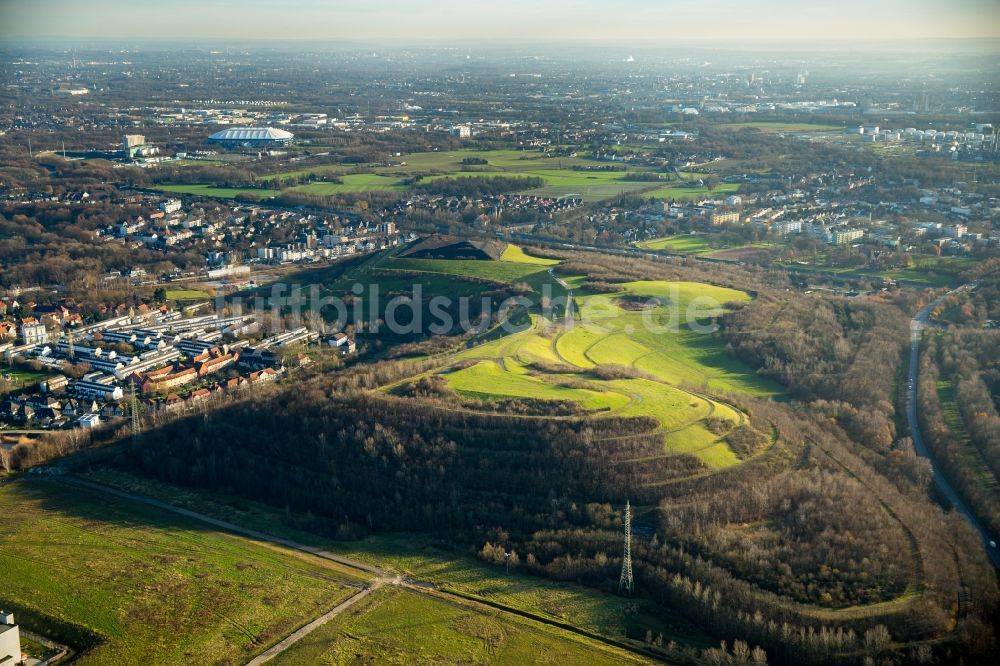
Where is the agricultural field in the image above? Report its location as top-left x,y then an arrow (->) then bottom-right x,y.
269,587 -> 653,666
0,479 -> 362,665
383,260 -> 783,470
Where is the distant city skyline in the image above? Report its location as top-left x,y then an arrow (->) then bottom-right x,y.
2,0 -> 1000,43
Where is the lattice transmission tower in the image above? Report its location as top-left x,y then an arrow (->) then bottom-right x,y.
129,381 -> 140,437
619,500 -> 634,595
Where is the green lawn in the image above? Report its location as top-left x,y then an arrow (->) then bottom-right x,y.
0,480 -> 361,665
150,184 -> 277,199
270,587 -> 653,666
501,244 -> 560,266
1,367 -> 53,398
636,234 -> 714,253
446,359 -> 630,411
645,182 -> 740,201
288,173 -> 408,195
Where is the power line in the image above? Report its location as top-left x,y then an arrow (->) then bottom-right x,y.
619,499 -> 633,596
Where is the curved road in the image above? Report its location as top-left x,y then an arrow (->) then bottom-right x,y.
906,283 -> 1000,568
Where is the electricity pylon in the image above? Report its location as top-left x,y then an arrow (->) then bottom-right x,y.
129,382 -> 140,438
619,500 -> 634,595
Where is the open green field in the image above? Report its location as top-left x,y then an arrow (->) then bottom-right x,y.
1,368 -> 51,387
80,466 -> 712,651
784,254 -> 973,288
150,184 -> 277,199
165,289 -> 211,300
500,244 -> 560,265
636,234 -> 714,253
645,182 -> 740,201
155,148 -> 742,203
376,149 -> 598,174
718,121 -> 843,133
270,587 -> 652,666
288,173 -> 408,195
0,479 -> 361,665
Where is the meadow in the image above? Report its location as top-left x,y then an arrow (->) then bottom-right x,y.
635,234 -> 715,253
150,184 -> 277,199
644,182 -> 740,200
165,288 -> 211,300
0,479 -> 362,665
79,467 -> 711,651
269,587 -> 654,666
288,173 -> 408,195
717,121 -> 843,133
156,148 -> 742,203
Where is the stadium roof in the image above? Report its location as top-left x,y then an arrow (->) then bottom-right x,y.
207,127 -> 294,142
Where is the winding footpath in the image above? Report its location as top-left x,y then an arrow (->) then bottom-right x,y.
906,283 -> 1000,568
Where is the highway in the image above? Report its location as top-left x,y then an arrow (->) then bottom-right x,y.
906,283 -> 1000,568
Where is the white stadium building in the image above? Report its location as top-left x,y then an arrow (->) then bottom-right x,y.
206,127 -> 294,149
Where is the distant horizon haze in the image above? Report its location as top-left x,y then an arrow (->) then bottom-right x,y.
2,0 -> 1000,43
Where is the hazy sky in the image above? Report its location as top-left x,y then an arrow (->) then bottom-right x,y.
2,0 -> 999,42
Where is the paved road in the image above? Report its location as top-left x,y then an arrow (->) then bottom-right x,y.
906,284 -> 1000,568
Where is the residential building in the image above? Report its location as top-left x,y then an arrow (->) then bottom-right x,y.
831,228 -> 865,245
19,319 -> 48,346
710,211 -> 741,226
0,610 -> 21,666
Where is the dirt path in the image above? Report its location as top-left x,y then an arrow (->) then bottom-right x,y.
244,583 -> 379,665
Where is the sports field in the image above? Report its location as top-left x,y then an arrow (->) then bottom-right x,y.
0,480 -> 362,665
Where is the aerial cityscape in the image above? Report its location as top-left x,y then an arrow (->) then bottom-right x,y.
1,1 -> 999,665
